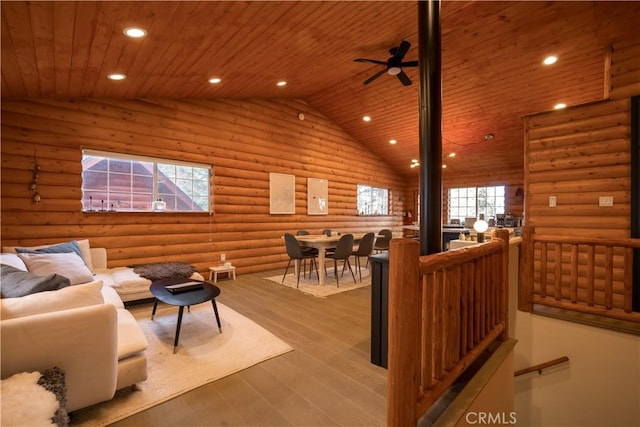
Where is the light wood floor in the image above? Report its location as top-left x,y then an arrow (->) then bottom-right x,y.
106,270 -> 387,427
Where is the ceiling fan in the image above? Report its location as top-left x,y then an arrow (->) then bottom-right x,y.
354,40 -> 418,86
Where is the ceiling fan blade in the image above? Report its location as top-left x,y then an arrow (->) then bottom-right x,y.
397,70 -> 412,86
354,58 -> 387,66
364,69 -> 387,85
394,40 -> 411,60
401,60 -> 418,67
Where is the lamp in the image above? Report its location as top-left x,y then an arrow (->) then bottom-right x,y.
473,218 -> 489,243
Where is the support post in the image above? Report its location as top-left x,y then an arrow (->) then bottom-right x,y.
418,0 -> 442,256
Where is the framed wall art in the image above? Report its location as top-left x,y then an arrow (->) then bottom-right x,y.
307,178 -> 328,215
269,173 -> 295,214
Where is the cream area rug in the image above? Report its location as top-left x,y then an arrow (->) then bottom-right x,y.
71,302 -> 293,426
266,264 -> 371,298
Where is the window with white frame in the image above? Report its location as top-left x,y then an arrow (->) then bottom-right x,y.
81,150 -> 211,212
448,186 -> 505,222
357,184 -> 389,215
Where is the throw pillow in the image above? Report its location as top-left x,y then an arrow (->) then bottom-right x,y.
17,252 -> 94,285
0,253 -> 28,271
5,239 -> 94,273
0,264 -> 70,298
0,280 -> 104,320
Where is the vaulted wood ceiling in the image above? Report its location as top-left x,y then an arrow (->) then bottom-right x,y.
2,1 -> 639,179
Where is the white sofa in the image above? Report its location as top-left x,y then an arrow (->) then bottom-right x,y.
0,245 -> 149,412
90,247 -> 205,303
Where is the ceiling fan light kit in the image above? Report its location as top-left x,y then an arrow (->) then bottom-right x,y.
354,40 -> 418,86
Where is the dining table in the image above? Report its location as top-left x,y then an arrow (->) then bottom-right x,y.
294,233 -> 369,286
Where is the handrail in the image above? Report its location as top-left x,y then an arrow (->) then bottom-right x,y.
514,356 -> 569,377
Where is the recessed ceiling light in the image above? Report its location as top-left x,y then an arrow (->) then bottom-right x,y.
123,27 -> 147,38
411,159 -> 419,163
410,163 -> 418,168
208,77 -> 221,84
389,139 -> 397,145
543,55 -> 558,65
554,103 -> 567,109
442,164 -> 447,169
108,73 -> 127,81
448,152 -> 456,158
276,81 -> 287,87
484,133 -> 494,140
363,116 -> 371,122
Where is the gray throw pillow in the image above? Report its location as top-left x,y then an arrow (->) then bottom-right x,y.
0,264 -> 71,298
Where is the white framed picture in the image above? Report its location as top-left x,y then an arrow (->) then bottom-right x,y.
269,173 -> 295,214
307,178 -> 328,215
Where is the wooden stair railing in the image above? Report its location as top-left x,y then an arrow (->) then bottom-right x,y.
387,229 -> 511,426
520,227 -> 640,323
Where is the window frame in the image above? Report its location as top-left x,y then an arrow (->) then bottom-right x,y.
447,185 -> 505,223
357,184 -> 390,216
81,149 -> 212,213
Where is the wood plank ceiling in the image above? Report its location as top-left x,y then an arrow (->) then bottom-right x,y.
2,1 -> 639,179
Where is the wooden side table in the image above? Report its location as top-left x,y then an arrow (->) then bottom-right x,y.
209,265 -> 237,283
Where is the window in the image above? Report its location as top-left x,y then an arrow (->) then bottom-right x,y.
448,186 -> 505,222
81,150 -> 211,212
357,184 -> 389,215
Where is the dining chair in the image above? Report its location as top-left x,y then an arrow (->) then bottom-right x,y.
374,229 -> 392,253
282,233 -> 319,287
325,234 -> 357,287
296,230 -> 310,235
347,232 -> 376,281
322,229 -> 332,236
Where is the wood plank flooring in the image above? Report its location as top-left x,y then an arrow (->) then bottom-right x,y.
106,270 -> 387,427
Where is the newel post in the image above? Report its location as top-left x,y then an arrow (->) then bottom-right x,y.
387,238 -> 421,427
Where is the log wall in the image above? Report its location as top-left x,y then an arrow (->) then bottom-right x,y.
1,98 -> 408,275
607,39 -> 640,100
524,98 -> 631,237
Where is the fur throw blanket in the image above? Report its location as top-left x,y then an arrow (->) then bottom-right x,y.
128,262 -> 197,281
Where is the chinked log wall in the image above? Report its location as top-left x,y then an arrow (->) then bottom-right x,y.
521,40 -> 639,320
0,98 -> 407,274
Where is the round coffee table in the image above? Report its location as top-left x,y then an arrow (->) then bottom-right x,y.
150,277 -> 222,353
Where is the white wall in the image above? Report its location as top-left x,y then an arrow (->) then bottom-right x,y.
511,243 -> 640,426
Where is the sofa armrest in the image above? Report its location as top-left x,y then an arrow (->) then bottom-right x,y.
1,304 -> 118,412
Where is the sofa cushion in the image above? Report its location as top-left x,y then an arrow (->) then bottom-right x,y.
18,253 -> 94,286
116,309 -> 148,359
4,239 -> 94,273
101,285 -> 125,310
0,253 -> 28,271
0,280 -> 104,320
0,264 -> 71,298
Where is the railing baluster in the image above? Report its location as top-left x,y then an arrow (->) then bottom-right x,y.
540,242 -> 548,298
570,244 -> 578,303
554,243 -> 562,300
587,246 -> 595,306
604,246 -> 613,310
624,248 -> 633,313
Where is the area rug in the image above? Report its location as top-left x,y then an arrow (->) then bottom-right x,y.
71,302 -> 293,426
265,265 -> 371,298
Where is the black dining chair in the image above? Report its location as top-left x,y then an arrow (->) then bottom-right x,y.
296,230 -> 310,235
325,233 -> 357,287
374,229 -> 392,253
347,232 -> 376,281
282,233 -> 319,287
